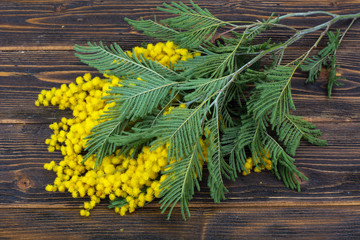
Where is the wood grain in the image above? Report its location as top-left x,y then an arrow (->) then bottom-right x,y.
0,0 -> 359,48
1,206 -> 360,239
1,0 -> 360,239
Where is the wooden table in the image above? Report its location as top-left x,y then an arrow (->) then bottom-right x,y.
1,0 -> 360,239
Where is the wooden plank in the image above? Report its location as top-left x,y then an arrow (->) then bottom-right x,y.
1,206 -> 360,239
0,0 -> 359,48
1,122 -> 359,207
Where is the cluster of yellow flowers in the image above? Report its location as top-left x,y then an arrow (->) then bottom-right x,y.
36,41 -> 272,217
35,73 -> 116,155
37,72 -> 175,216
242,153 -> 272,176
126,41 -> 201,67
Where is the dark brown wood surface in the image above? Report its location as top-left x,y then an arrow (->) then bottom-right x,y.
1,0 -> 360,239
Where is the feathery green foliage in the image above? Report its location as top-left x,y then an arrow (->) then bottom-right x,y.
248,66 -> 296,126
108,198 -> 128,209
277,114 -> 328,156
159,140 -> 203,220
300,30 -> 343,97
151,106 -> 205,161
74,1 -> 360,220
74,42 -> 179,79
263,132 -> 307,191
107,76 -> 178,121
108,113 -> 160,157
178,54 -> 236,79
327,55 -> 344,98
125,17 -> 179,42
222,115 -> 258,178
206,108 -> 231,202
177,74 -> 233,102
83,117 -> 127,169
158,0 -> 229,48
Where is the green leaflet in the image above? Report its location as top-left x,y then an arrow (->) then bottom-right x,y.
159,141 -> 203,220
177,54 -> 236,79
263,132 -> 308,192
125,17 -> 179,43
83,117 -> 128,169
248,66 -> 296,126
206,107 -> 231,202
221,114 -> 309,190
300,30 -> 340,83
327,55 -> 344,98
74,42 -> 180,80
277,114 -> 327,156
81,73 -> 179,167
108,113 -> 161,158
158,0 -> 228,48
176,74 -> 233,102
151,106 -> 205,161
217,82 -> 245,128
106,75 -> 178,121
108,197 -> 128,209
221,115 -> 267,178
300,30 -> 343,97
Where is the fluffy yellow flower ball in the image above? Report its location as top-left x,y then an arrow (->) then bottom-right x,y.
126,41 -> 201,67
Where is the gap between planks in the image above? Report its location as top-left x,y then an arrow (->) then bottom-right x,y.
1,118 -> 358,124
0,46 -> 74,51
2,200 -> 360,209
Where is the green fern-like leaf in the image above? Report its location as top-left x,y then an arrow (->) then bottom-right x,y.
208,39 -> 244,78
159,141 -> 203,220
83,73 -> 178,166
177,36 -> 259,79
125,17 -> 179,42
177,54 -> 235,79
221,125 -> 246,178
300,54 -> 328,84
222,115 -> 268,177
108,197 -> 128,209
177,74 -> 233,103
206,107 -> 231,202
300,30 -> 341,84
203,41 -> 244,54
108,113 -> 160,158
218,83 -> 245,128
245,13 -> 279,41
74,42 -> 179,79
151,106 -> 205,161
248,66 -> 296,126
157,0 -> 228,48
263,132 -> 308,191
328,55 -> 344,98
105,75 -> 178,121
297,29 -> 344,98
276,114 -> 327,156
83,116 -> 128,168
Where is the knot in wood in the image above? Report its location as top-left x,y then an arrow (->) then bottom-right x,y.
17,177 -> 32,190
